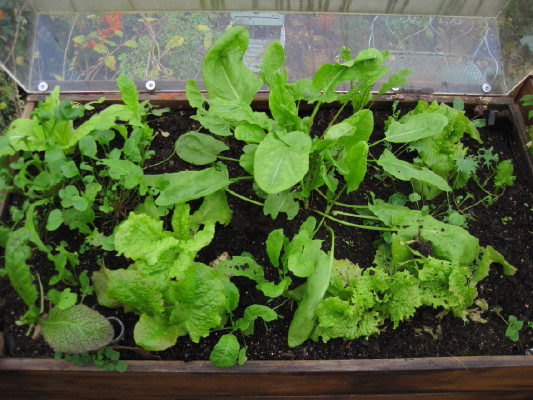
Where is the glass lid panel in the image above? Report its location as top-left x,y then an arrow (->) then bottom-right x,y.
1,0 -> 531,95
0,0 -> 38,90
498,0 -> 533,93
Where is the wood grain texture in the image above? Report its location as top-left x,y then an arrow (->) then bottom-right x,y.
1,357 -> 533,399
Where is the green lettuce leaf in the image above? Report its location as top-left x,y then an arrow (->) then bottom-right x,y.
169,263 -> 226,342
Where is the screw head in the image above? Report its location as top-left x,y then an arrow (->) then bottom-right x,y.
37,81 -> 48,92
482,83 -> 492,93
145,80 -> 156,91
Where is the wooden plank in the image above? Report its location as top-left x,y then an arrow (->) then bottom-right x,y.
1,357 -> 533,398
514,75 -> 533,125
1,392 -> 531,400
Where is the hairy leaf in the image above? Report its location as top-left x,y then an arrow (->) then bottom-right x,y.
41,304 -> 113,354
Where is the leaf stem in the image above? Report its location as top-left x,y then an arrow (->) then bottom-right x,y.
144,148 -> 176,169
331,210 -> 380,220
225,188 -> 264,207
313,210 -> 394,231
217,155 -> 241,163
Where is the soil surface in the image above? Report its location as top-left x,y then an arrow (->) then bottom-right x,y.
1,102 -> 532,362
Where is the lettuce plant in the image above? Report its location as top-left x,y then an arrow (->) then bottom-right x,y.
93,202 -> 231,350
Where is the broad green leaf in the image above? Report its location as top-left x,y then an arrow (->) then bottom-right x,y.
134,314 -> 182,351
385,113 -> 448,143
312,63 -> 348,102
314,297 -> 381,341
175,131 -> 229,165
505,316 -> 523,342
343,140 -> 368,193
170,263 -> 226,342
190,190 -> 232,231
239,143 -> 257,174
46,209 -> 63,231
92,266 -> 122,308
254,131 -> 311,193
257,276 -> 292,298
269,74 -> 301,131
261,41 -> 285,86
263,190 -> 300,220
324,122 -> 356,141
79,135 -> 97,158
202,26 -> 262,104
41,304 -> 113,353
5,229 -> 37,308
107,269 -> 165,314
288,251 -> 332,347
391,210 -> 479,266
99,158 -> 144,190
343,109 -> 374,143
378,69 -> 411,95
238,346 -> 248,365
154,166 -> 230,206
377,149 -> 451,192
472,245 -> 516,284
234,124 -> 265,143
185,80 -> 206,110
193,113 -> 232,136
222,279 -> 240,313
171,203 -> 192,240
266,229 -> 285,268
210,333 -> 240,368
235,305 -> 278,335
46,288 -> 77,310
6,118 -> 46,151
286,232 -> 323,278
117,75 -> 139,112
114,213 -> 180,264
494,160 -> 515,188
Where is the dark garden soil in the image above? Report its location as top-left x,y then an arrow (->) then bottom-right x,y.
1,102 -> 532,362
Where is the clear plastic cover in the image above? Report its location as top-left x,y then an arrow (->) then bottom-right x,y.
1,0 -> 531,95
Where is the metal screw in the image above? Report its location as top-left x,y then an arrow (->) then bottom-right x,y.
482,83 -> 492,93
145,80 -> 156,91
37,81 -> 48,92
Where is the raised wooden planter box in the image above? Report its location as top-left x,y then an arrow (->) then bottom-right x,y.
1,92 -> 532,400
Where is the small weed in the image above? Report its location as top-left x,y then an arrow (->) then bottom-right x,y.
55,347 -> 127,372
501,216 -> 513,225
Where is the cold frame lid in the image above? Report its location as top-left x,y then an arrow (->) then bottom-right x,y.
1,0 -> 531,95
